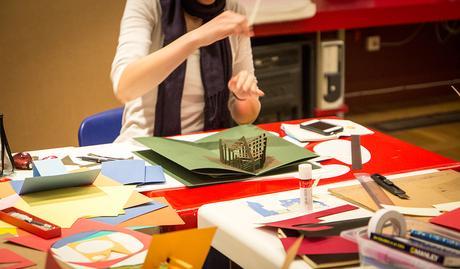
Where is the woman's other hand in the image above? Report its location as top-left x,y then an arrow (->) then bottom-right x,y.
192,11 -> 253,47
228,70 -> 264,101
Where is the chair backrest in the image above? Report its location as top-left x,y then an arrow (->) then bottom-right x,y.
78,107 -> 123,147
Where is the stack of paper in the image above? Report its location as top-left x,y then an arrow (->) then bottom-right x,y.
135,125 -> 318,186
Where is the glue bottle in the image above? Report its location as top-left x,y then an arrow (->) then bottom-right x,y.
298,163 -> 313,212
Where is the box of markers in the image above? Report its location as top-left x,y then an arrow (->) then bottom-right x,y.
0,207 -> 61,239
341,219 -> 460,269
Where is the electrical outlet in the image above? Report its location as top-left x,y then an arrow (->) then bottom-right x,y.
366,35 -> 381,52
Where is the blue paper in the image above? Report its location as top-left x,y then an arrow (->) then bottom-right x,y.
101,160 -> 145,185
9,180 -> 24,193
32,159 -> 66,177
52,230 -> 101,248
90,201 -> 167,225
144,165 -> 166,184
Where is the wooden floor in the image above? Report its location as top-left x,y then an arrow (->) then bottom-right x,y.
346,100 -> 460,161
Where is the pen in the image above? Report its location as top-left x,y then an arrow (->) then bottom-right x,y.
87,153 -> 132,161
77,156 -> 111,163
10,212 -> 53,230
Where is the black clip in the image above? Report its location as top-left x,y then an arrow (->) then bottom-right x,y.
370,173 -> 410,199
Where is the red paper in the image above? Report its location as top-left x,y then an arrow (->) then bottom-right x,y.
0,248 -> 36,269
430,207 -> 460,232
281,236 -> 358,255
264,204 -> 358,231
6,218 -> 152,268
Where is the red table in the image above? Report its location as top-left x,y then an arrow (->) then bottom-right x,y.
254,0 -> 460,37
145,120 -> 460,230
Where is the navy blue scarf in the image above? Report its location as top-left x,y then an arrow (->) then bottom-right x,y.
154,0 -> 232,137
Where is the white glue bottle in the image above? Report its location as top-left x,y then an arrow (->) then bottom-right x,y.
299,163 -> 313,212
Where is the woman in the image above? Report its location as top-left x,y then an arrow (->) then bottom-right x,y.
111,0 -> 264,142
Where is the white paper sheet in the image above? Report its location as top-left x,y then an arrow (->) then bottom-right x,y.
314,140 -> 371,165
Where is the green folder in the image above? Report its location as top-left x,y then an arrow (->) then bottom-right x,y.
135,125 -> 318,187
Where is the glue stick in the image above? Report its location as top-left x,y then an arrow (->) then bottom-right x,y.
299,163 -> 313,212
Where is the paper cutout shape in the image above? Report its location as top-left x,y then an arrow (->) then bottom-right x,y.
0,248 -> 36,269
430,208 -> 460,232
314,139 -> 371,165
381,204 -> 441,217
53,231 -> 144,264
119,197 -> 184,227
32,159 -> 66,177
91,201 -> 167,225
264,204 -> 358,231
219,134 -> 267,172
312,164 -> 350,179
10,169 -> 100,195
7,219 -> 150,269
296,217 -> 370,237
433,201 -> 460,212
101,160 -> 165,185
143,227 -> 216,269
280,236 -> 358,255
135,125 -> 318,187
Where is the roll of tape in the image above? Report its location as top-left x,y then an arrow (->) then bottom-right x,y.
367,209 -> 407,238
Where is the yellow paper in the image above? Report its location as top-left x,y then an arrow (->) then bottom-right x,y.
93,173 -> 152,209
0,227 -> 17,236
0,220 -> 15,229
124,191 -> 153,209
143,227 -> 216,269
15,185 -> 135,228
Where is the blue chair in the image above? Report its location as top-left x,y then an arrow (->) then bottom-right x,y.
78,107 -> 124,147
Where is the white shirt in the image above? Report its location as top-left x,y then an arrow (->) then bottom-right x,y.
111,0 -> 255,142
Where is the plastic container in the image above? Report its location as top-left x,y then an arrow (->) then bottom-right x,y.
341,218 -> 460,269
0,207 -> 61,239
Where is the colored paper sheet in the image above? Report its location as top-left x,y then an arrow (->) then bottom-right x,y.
313,139 -> 371,165
430,207 -> 460,232
144,165 -> 166,184
7,218 -> 150,252
433,201 -> 460,212
381,204 -> 441,217
14,185 -> 135,228
0,194 -> 19,210
101,160 -> 145,185
7,219 -> 151,269
0,182 -> 16,198
52,231 -> 145,267
0,227 -> 17,235
143,227 -> 216,269
32,159 -> 67,177
119,197 -> 184,227
123,191 -> 153,209
0,248 -> 36,269
0,234 -> 48,268
91,201 -> 167,225
264,204 -> 358,231
135,125 -> 318,186
12,169 -> 100,195
93,173 -> 154,209
280,236 -> 358,255
297,217 -> 370,237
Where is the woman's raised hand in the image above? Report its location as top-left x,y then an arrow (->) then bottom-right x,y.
192,11 -> 253,47
228,70 -> 264,101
